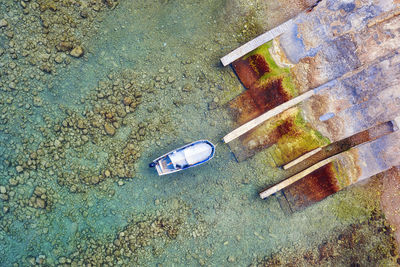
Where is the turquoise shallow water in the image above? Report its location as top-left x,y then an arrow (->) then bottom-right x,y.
0,0 -> 396,266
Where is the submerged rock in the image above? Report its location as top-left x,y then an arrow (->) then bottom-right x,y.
16,166 -> 23,173
36,198 -> 46,209
54,55 -> 64,64
33,96 -> 43,107
227,255 -> 235,263
167,76 -> 176,83
104,123 -> 116,136
70,46 -> 84,58
0,19 -> 8,28
34,186 -> 46,196
123,96 -> 133,106
91,176 -> 100,184
56,41 -> 73,52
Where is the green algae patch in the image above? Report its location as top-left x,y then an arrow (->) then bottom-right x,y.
228,107 -> 330,164
268,108 -> 331,166
244,41 -> 298,98
329,176 -> 382,223
332,159 -> 349,190
229,41 -> 300,127
333,150 -> 362,190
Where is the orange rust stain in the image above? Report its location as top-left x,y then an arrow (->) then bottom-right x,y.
232,54 -> 270,88
232,59 -> 259,89
250,54 -> 270,76
229,92 -> 260,126
229,78 -> 290,125
283,162 -> 341,212
251,79 -> 290,111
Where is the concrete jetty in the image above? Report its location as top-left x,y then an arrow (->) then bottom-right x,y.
221,0 -> 400,211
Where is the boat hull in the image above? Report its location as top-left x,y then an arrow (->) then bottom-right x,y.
150,140 -> 215,176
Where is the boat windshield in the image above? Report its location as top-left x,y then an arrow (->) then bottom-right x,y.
168,151 -> 188,168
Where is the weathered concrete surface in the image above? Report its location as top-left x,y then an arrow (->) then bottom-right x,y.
381,166 -> 400,254
356,131 -> 400,181
301,52 -> 400,141
279,0 -> 400,92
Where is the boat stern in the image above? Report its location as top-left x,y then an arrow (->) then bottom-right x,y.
155,163 -> 165,176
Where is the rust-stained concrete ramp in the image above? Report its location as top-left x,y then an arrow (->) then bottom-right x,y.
276,130 -> 400,212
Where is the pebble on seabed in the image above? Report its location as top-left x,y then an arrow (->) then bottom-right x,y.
227,255 -> 235,262
167,76 -> 176,83
104,123 -> 116,136
0,19 -> 8,27
0,186 -> 6,194
16,166 -> 23,173
70,46 -> 84,58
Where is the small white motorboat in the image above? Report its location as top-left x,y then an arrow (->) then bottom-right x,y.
149,140 -> 215,175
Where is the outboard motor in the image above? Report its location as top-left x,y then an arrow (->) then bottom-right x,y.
149,162 -> 156,168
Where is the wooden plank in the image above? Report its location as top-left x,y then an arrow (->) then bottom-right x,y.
282,147 -> 322,170
223,89 -> 316,143
259,155 -> 336,199
220,19 -> 294,66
